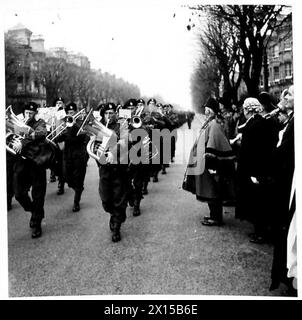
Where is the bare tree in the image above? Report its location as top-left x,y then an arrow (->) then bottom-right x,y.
190,5 -> 292,97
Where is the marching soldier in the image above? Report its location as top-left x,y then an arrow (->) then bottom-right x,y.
125,98 -> 152,216
144,98 -> 165,183
12,102 -> 49,238
56,102 -> 89,212
97,102 -> 129,242
53,97 -> 66,195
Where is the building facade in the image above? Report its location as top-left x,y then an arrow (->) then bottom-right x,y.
260,15 -> 293,98
5,23 -> 90,110
6,24 -> 47,110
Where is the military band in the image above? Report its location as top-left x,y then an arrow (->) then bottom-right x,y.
5,96 -> 188,242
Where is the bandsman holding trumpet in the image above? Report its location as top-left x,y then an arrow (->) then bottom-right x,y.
12,102 -> 48,238
56,102 -> 89,212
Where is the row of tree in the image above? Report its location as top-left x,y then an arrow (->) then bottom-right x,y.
5,36 -> 141,109
190,5 -> 292,110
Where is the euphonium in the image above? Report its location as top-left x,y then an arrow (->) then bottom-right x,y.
6,106 -> 34,156
77,109 -> 117,163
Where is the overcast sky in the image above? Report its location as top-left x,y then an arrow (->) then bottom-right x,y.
2,0 -> 204,109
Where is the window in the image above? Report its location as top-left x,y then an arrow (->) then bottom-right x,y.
17,76 -> 23,91
31,61 -> 39,71
273,45 -> 279,58
285,62 -> 292,77
284,39 -> 292,51
274,66 -> 280,80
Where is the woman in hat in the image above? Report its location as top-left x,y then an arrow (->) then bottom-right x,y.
183,97 -> 236,226
235,97 -> 277,243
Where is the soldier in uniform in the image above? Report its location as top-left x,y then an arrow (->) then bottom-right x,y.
53,97 -> 66,195
56,102 -> 89,212
12,102 -> 48,238
97,102 -> 129,242
164,104 -> 180,163
123,98 -> 150,216
144,98 -> 165,183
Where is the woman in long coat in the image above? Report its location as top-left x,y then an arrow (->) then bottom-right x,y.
235,97 -> 278,243
183,98 -> 236,226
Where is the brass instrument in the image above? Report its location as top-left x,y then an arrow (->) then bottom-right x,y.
77,109 -> 117,163
6,106 -> 34,155
130,106 -> 144,129
46,108 -> 86,142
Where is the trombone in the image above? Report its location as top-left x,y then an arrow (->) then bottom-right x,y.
46,108 -> 86,142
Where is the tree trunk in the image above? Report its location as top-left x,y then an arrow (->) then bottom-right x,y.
263,50 -> 269,92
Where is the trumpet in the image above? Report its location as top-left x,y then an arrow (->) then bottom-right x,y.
47,108 -> 86,142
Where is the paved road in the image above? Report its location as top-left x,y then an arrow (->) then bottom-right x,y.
7,117 -> 286,297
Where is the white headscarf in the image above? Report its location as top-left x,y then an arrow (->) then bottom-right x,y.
243,97 -> 263,113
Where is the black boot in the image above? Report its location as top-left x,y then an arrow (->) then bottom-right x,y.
50,171 -> 56,182
142,182 -> 148,195
133,200 -> 141,216
57,182 -> 65,195
31,221 -> 42,239
153,174 -> 158,182
72,203 -> 80,212
72,190 -> 82,212
112,223 -> 121,242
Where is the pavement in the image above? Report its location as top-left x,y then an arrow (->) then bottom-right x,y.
7,117 -> 290,297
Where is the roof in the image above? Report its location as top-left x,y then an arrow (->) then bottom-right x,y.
9,23 -> 32,34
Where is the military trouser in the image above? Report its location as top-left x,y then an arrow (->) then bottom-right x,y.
13,158 -> 47,225
63,156 -> 88,204
127,164 -> 150,205
99,165 -> 128,226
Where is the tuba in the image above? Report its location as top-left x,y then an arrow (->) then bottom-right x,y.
6,106 -> 34,156
77,109 -> 117,164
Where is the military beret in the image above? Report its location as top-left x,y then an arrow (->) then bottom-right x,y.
147,98 -> 157,105
100,102 -> 116,117
96,103 -> 106,111
123,98 -> 137,108
104,102 -> 116,112
65,102 -> 77,112
24,102 -> 38,112
137,98 -> 145,105
54,97 -> 65,105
